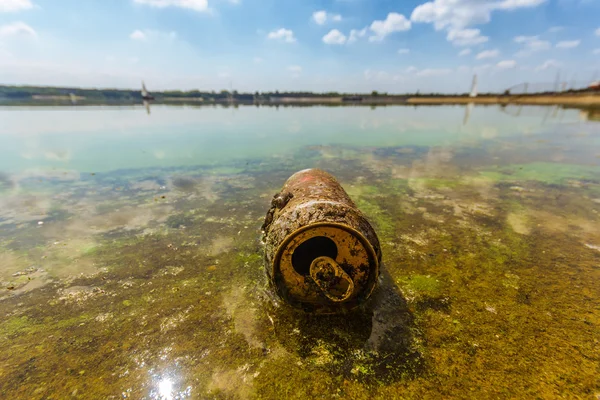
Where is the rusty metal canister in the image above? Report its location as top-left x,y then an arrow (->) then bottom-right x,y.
262,169 -> 382,314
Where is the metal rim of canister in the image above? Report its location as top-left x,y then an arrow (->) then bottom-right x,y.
270,221 -> 380,306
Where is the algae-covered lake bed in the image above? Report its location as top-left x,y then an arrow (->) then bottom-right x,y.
0,105 -> 599,399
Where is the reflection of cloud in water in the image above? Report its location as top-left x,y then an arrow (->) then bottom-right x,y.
398,148 -> 456,180
481,126 -> 498,139
209,367 -> 255,399
287,120 -> 302,133
0,251 -> 30,281
130,179 -> 163,191
358,147 -> 456,180
17,142 -> 72,162
17,168 -> 80,181
359,118 -> 382,130
0,172 -> 16,191
169,175 -> 221,202
44,149 -> 71,162
507,212 -> 531,235
0,238 -> 101,298
64,205 -> 173,235
0,194 -> 52,225
154,150 -> 166,159
207,235 -> 234,257
224,286 -> 263,349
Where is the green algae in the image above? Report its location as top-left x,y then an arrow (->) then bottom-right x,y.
355,198 -> 396,247
1,314 -> 91,338
479,162 -> 600,184
411,178 -> 462,189
396,274 -> 443,301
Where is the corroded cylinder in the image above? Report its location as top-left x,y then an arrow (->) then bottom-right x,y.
262,169 -> 381,314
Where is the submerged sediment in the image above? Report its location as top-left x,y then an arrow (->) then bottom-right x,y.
1,114 -> 599,399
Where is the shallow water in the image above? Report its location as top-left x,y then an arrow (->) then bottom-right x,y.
1,105 -> 599,399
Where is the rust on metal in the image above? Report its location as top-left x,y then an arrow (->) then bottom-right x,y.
262,169 -> 382,313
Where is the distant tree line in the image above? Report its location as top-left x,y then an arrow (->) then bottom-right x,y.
1,84 -> 595,103
0,85 -> 468,101
0,86 -> 365,101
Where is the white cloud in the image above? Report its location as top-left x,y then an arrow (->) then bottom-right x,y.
458,48 -> 471,56
514,35 -> 549,50
398,48 -> 410,54
287,65 -> 302,73
525,39 -> 550,51
0,21 -> 36,37
364,69 -> 390,81
406,66 -> 418,73
447,28 -> 488,46
556,40 -> 580,48
595,27 -> 600,36
496,59 -> 516,69
548,26 -> 563,33
473,63 -> 493,73
535,59 -> 560,71
412,0 -> 544,50
323,29 -> 346,45
312,11 -> 327,25
416,68 -> 452,77
412,0 -> 488,30
411,0 -> 545,31
497,0 -> 545,9
369,12 -> 411,42
267,28 -> 296,43
312,10 -> 342,25
592,48 -> 600,55
129,29 -> 176,41
0,0 -> 33,12
133,0 -> 208,12
476,49 -> 500,59
514,35 -> 537,43
253,57 -> 263,64
513,35 -> 550,56
347,27 -> 367,44
130,30 -> 146,40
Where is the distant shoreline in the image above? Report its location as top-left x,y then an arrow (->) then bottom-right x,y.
2,95 -> 600,108
1,84 -> 599,107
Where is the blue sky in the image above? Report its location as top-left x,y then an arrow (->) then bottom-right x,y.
0,0 -> 599,93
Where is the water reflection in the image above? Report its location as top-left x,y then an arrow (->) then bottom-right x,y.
157,378 -> 173,399
580,108 -> 600,122
148,375 -> 191,400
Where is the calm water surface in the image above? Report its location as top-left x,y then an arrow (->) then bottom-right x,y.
1,105 -> 599,399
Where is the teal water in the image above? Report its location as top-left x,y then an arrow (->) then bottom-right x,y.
0,105 -> 599,399
2,105 -> 593,173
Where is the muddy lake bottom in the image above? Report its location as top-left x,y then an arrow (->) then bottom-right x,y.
0,105 -> 599,399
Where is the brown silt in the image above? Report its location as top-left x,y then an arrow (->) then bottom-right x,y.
262,169 -> 382,313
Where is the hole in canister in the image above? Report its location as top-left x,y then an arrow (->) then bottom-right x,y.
291,236 -> 338,275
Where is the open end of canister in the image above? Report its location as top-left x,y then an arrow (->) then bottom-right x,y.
273,223 -> 379,310
291,236 -> 338,275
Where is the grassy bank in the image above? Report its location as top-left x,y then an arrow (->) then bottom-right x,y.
406,93 -> 600,106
